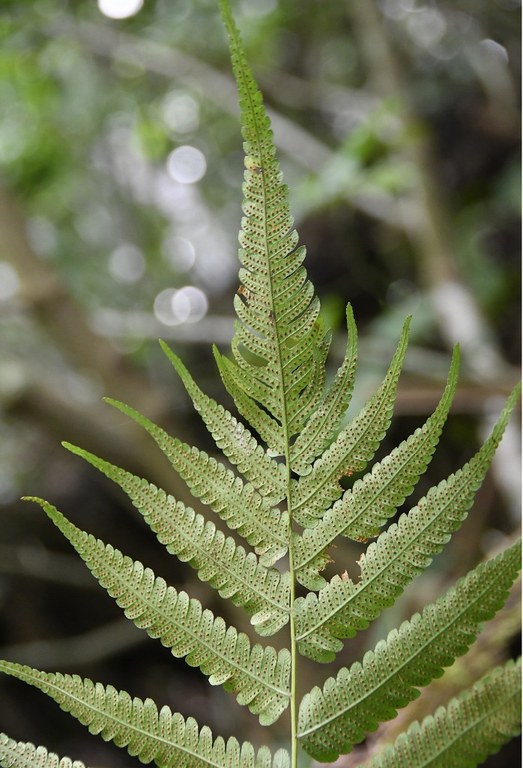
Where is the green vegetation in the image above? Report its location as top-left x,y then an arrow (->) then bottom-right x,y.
0,2 -> 520,767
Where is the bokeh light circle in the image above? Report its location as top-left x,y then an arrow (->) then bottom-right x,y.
98,0 -> 143,19
166,146 -> 207,184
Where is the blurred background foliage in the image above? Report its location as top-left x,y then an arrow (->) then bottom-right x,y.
0,0 -> 520,764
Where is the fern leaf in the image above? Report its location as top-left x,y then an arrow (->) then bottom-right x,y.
294,383 -> 520,660
26,490 -> 288,635
96,404 -> 288,566
290,303 -> 358,474
0,663 -> 289,768
219,0 -> 325,450
216,320 -> 330,461
213,349 -> 287,458
0,734 -> 87,768
360,658 -> 522,768
158,341 -> 286,504
297,538 -> 521,761
291,317 -> 411,527
60,447 -> 288,630
293,346 -> 460,590
23,497 -> 290,723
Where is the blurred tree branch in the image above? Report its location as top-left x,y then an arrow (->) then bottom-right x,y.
0,186 -> 194,501
46,17 -> 330,172
347,0 -> 520,520
0,543 -> 93,588
348,0 -> 516,379
45,16 -> 408,230
0,617 -> 146,669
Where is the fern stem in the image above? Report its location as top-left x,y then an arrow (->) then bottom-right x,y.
288,527 -> 299,768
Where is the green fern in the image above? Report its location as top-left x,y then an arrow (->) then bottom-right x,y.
0,734 -> 88,768
1,2 -> 520,767
358,658 -> 522,768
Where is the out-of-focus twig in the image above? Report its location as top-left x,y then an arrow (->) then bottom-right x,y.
47,18 -> 330,173
0,187 -> 195,501
0,618 -> 147,669
45,17 -> 409,230
0,544 -> 94,588
348,0 -> 520,521
0,187 -> 166,416
348,0 -> 517,381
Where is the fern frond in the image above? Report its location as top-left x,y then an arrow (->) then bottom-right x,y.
294,383 -> 521,661
290,304 -> 358,474
0,663 -> 289,768
297,538 -> 521,760
290,317 -> 411,527
215,319 -> 331,461
56,449 -> 288,633
23,497 -> 290,723
158,341 -> 286,504
0,734 -> 87,768
360,658 -> 522,768
98,403 -> 288,566
219,0 -> 325,452
2,3 -> 520,765
293,346 -> 460,590
28,487 -> 287,632
213,350 -> 287,458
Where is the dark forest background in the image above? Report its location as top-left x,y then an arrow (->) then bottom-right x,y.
0,0 -> 520,765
